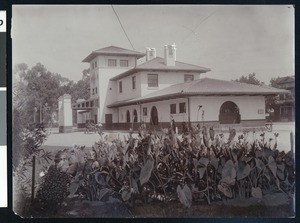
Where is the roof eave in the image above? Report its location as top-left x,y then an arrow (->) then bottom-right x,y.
107,91 -> 285,108
82,52 -> 145,63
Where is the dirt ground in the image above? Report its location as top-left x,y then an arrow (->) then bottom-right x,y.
34,192 -> 294,218
129,193 -> 295,218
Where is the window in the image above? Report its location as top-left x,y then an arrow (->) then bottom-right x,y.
143,107 -> 147,116
132,76 -> 136,89
95,87 -> 97,94
91,101 -> 94,107
108,59 -> 117,67
94,61 -> 97,68
179,102 -> 186,113
82,103 -> 85,108
119,81 -> 122,93
184,74 -> 194,83
258,109 -> 264,114
170,104 -> 176,114
92,88 -> 94,95
86,102 -> 89,107
120,60 -> 129,67
148,74 -> 158,87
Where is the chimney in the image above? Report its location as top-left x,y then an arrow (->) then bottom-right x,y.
164,43 -> 176,66
146,47 -> 156,61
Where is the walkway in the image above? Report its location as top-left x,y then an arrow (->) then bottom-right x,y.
43,122 -> 294,152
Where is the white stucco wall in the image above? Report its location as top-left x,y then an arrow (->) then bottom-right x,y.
90,55 -> 137,123
189,96 -> 266,122
140,71 -> 200,97
91,55 -> 137,68
118,98 -> 189,124
115,95 -> 265,124
116,73 -> 142,101
118,105 -> 141,123
58,95 -> 73,127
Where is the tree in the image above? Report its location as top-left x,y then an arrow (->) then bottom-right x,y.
234,72 -> 264,86
234,72 -> 280,114
70,78 -> 90,103
13,63 -> 78,125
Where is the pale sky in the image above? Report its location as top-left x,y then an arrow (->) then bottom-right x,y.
12,5 -> 294,83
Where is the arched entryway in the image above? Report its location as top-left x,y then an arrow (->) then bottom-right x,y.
219,101 -> 241,124
126,110 -> 131,123
150,106 -> 158,125
133,109 -> 138,123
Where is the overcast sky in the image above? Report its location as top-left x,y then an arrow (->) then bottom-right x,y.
12,5 -> 294,83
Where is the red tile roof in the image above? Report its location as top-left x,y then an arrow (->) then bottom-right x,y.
82,46 -> 145,62
107,78 -> 289,108
110,57 -> 211,81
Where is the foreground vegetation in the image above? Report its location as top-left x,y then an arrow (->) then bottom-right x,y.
12,123 -> 295,217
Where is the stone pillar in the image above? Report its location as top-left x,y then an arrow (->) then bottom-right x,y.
58,94 -> 73,133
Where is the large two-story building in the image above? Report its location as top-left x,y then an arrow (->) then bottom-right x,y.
72,44 -> 287,130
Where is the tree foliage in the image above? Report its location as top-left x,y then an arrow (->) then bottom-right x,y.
13,63 -> 90,123
13,63 -> 64,123
13,63 -> 90,166
234,72 -> 264,86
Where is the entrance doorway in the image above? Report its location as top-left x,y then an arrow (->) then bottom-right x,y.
219,101 -> 241,124
105,114 -> 112,130
150,106 -> 158,125
126,110 -> 131,123
133,109 -> 138,122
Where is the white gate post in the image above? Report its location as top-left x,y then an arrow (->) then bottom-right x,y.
58,94 -> 73,133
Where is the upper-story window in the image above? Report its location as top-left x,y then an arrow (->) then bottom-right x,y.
119,81 -> 123,93
120,60 -> 129,67
108,59 -> 117,67
170,104 -> 176,114
179,102 -> 186,113
148,74 -> 158,87
184,74 -> 194,83
95,87 -> 97,94
132,76 -> 136,89
91,61 -> 97,70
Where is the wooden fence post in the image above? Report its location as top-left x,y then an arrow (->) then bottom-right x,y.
31,155 -> 36,204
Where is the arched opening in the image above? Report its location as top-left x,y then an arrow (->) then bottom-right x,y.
133,109 -> 138,123
150,106 -> 158,125
126,110 -> 131,123
219,101 -> 241,124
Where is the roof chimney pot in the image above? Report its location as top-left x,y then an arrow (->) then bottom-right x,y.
164,43 -> 176,66
146,47 -> 156,61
